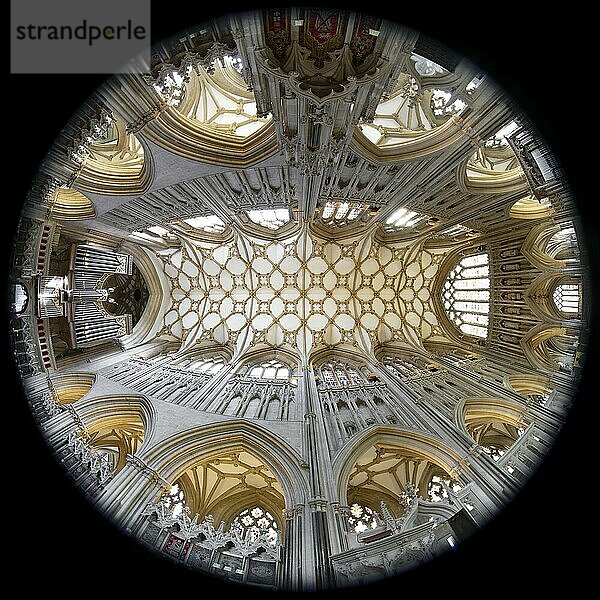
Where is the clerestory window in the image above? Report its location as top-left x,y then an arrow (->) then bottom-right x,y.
442,253 -> 490,338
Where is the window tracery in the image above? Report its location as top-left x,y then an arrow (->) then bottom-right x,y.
318,359 -> 366,387
245,359 -> 292,381
552,283 -> 580,315
231,506 -> 279,546
427,474 -> 462,502
320,201 -> 369,227
348,503 -> 380,533
246,208 -> 290,230
442,252 -> 490,338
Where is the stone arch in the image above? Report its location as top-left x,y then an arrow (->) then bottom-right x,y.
74,119 -> 153,196
333,426 -> 469,506
525,272 -> 583,323
235,347 -> 300,376
520,324 -> 574,372
504,374 -> 552,398
352,115 -> 468,163
117,242 -> 172,350
454,397 -> 529,436
457,144 -> 528,195
521,221 -> 571,272
49,372 -> 96,404
141,420 -> 310,510
75,395 -> 154,472
455,397 -> 529,461
49,188 -> 96,221
508,195 -> 554,220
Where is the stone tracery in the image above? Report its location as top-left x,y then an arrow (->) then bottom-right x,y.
10,7 -> 589,593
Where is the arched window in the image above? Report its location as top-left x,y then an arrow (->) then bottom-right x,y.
188,356 -> 226,374
384,207 -> 428,232
246,359 -> 292,380
348,503 -> 380,533
183,215 -> 226,234
246,208 -> 290,230
553,283 -> 580,315
442,253 -> 490,338
320,201 -> 369,227
318,359 -> 366,386
427,474 -> 462,502
382,354 -> 430,379
161,483 -> 186,517
11,283 -> 28,314
231,506 -> 279,546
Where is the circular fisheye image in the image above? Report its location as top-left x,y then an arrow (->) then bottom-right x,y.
8,8 -> 591,591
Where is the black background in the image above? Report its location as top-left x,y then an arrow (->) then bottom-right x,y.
6,2 -> 597,595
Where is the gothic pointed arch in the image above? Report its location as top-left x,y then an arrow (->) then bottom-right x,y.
333,426 -> 469,505
49,188 -> 96,221
508,195 -> 554,220
521,221 -> 579,272
458,122 -> 528,194
432,244 -> 491,343
48,372 -> 96,404
141,420 -> 310,509
74,115 -> 153,196
520,324 -> 578,373
73,396 -> 151,473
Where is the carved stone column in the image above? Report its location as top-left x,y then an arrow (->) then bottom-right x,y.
94,454 -> 168,530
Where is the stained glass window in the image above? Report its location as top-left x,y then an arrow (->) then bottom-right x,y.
442,253 -> 490,338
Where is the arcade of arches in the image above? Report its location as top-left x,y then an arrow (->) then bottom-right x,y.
10,8 -> 588,591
